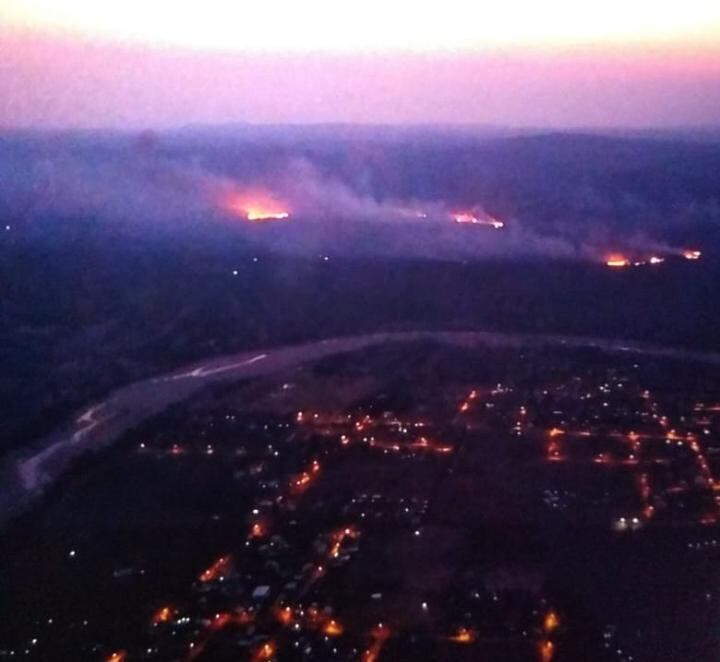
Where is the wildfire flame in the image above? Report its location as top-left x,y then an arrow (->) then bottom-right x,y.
223,192 -> 290,222
605,254 -> 630,268
247,210 -> 289,221
605,249 -> 701,268
452,212 -> 504,229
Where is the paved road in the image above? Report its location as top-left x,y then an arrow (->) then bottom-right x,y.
4,330 -> 720,522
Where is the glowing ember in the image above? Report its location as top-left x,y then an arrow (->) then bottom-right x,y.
648,256 -> 665,265
683,249 -> 702,260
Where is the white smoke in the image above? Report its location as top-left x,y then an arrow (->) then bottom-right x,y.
0,136 -> 678,262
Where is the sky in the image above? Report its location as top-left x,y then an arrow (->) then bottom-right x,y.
1,0 -> 720,129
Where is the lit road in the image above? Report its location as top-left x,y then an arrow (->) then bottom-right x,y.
5,329 -> 720,523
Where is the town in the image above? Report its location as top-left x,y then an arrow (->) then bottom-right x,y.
2,341 -> 720,661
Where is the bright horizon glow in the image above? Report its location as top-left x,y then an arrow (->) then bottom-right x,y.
3,0 -> 720,53
1,1 -> 719,129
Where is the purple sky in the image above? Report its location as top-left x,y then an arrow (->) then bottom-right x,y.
2,3 -> 720,130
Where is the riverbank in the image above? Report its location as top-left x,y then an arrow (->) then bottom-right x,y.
4,329 -> 720,526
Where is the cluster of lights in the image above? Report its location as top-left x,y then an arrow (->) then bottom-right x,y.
546,427 -> 566,462
458,389 -> 478,414
362,623 -> 392,662
290,459 -> 321,494
198,554 -> 233,583
274,604 -> 345,638
127,369 -> 720,660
